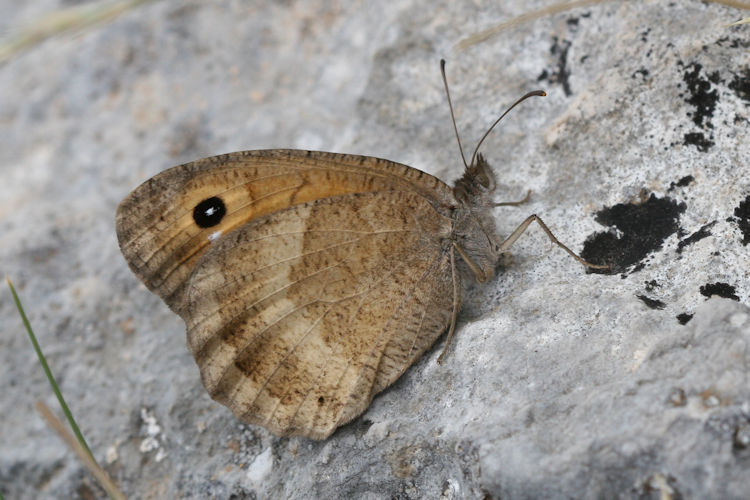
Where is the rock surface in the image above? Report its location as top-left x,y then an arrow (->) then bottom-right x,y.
1,0 -> 748,498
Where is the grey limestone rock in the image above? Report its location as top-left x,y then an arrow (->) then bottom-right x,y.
1,0 -> 748,498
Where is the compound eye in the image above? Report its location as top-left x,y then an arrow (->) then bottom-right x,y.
193,196 -> 226,228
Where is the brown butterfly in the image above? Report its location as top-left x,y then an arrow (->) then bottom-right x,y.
116,60 -> 604,439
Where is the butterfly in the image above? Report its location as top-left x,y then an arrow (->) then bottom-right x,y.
115,60 -> 604,439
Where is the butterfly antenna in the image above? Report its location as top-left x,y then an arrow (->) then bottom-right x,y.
468,90 -> 546,168
441,59 -> 469,170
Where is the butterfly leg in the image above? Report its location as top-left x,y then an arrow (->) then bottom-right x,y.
452,242 -> 488,283
494,189 -> 531,207
437,244 -> 461,365
499,214 -> 608,269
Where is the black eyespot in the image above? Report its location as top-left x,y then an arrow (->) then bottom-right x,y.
193,196 -> 226,228
317,396 -> 325,406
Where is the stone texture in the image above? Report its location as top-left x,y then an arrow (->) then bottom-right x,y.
1,0 -> 748,498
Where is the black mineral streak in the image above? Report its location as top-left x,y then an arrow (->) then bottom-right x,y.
680,62 -> 721,152
637,294 -> 667,310
716,36 -> 750,49
682,62 -> 720,128
668,175 -> 695,191
728,68 -> 750,103
677,221 -> 716,254
676,312 -> 694,325
581,194 -> 686,274
538,37 -> 573,97
632,68 -> 649,80
682,131 -> 714,152
733,196 -> 750,245
645,280 -> 660,291
700,282 -> 740,301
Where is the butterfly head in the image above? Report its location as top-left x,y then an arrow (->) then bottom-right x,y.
452,153 -> 497,204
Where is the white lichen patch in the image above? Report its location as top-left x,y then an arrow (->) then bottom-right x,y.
105,440 -> 120,465
139,407 -> 168,462
246,447 -> 273,483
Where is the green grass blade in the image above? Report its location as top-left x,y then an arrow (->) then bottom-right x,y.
6,276 -> 95,461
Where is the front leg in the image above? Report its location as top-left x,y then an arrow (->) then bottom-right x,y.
499,214 -> 608,270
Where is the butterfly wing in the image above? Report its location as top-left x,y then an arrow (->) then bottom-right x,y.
116,150 -> 460,438
116,150 -> 455,314
185,190 -> 455,439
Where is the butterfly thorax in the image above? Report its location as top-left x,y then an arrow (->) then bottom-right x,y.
451,154 -> 504,284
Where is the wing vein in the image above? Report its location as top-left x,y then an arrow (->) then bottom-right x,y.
337,246 -> 447,411
191,228 -> 419,295
280,247 -> 444,432
191,229 -> 397,330
252,247 -> 427,426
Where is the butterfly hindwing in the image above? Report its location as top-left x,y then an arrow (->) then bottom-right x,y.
184,190 -> 455,438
